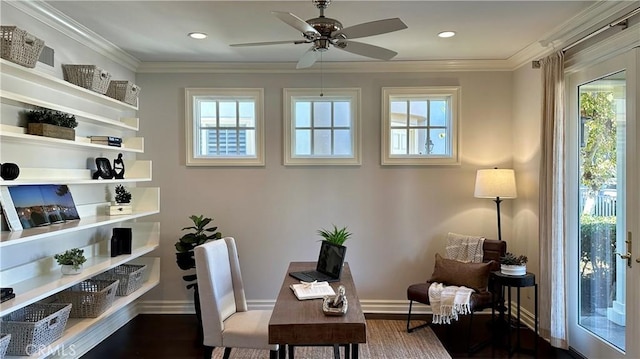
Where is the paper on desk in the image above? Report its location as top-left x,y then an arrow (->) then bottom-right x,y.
290,281 -> 336,300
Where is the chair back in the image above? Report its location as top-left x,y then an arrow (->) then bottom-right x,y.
482,239 -> 506,272
195,237 -> 248,346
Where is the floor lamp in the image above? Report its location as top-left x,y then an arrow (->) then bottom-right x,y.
474,168 -> 517,241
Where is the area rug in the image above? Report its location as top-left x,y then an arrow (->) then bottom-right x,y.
212,319 -> 451,359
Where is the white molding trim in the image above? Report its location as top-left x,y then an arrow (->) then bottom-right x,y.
7,0 -> 140,71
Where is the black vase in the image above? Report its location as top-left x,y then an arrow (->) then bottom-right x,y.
176,251 -> 196,270
0,163 -> 20,180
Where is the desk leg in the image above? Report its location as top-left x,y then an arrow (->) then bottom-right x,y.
351,343 -> 359,359
279,344 -> 286,359
344,344 -> 350,359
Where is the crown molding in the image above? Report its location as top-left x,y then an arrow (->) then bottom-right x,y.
7,0 -> 141,72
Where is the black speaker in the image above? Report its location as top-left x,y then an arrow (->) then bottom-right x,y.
111,227 -> 132,256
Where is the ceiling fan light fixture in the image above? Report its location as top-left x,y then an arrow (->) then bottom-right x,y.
188,32 -> 208,40
438,31 -> 456,38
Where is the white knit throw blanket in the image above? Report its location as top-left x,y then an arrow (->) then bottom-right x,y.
428,282 -> 474,324
445,232 -> 485,263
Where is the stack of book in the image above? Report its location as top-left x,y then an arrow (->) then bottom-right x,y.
89,136 -> 122,147
1,287 -> 15,303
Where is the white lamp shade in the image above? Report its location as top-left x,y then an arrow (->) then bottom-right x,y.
474,168 -> 517,199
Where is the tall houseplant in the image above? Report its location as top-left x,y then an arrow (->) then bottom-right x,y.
175,214 -> 222,344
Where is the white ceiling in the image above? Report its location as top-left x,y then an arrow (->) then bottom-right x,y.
43,0 -> 600,65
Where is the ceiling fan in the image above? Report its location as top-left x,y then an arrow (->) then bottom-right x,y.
230,0 -> 408,69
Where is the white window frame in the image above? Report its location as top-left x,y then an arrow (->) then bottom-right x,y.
283,88 -> 361,166
381,87 -> 460,166
185,88 -> 265,166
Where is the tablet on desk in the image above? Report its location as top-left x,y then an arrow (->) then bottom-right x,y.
289,241 -> 347,283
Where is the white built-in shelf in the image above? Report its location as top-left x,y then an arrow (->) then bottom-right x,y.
0,124 -> 144,153
0,187 -> 160,248
0,161 -> 152,186
3,257 -> 160,359
0,90 -> 139,131
0,59 -> 138,111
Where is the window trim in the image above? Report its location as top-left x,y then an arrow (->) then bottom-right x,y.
381,86 -> 460,166
283,88 -> 361,166
185,88 -> 265,166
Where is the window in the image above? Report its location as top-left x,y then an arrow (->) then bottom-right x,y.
284,88 -> 361,165
186,88 -> 264,166
382,87 -> 460,165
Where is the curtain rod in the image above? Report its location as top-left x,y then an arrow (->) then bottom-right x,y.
532,6 -> 640,68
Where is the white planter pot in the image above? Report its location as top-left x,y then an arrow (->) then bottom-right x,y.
61,264 -> 83,275
500,264 -> 526,276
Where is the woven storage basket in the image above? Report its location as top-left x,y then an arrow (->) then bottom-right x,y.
0,26 -> 45,68
93,264 -> 147,296
0,333 -> 10,359
0,303 -> 71,356
62,64 -> 111,94
55,279 -> 119,318
106,80 -> 141,105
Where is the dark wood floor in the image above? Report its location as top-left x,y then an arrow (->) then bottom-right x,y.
83,314 -> 575,359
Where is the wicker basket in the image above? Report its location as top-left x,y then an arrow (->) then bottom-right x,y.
0,333 -> 10,359
93,264 -> 147,296
0,26 -> 45,68
62,64 -> 111,94
0,303 -> 71,356
54,280 -> 119,318
106,80 -> 140,105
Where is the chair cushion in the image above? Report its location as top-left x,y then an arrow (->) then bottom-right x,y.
428,253 -> 494,292
223,310 -> 278,351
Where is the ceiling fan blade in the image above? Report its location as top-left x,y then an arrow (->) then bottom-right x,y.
335,40 -> 398,60
272,11 -> 320,36
296,47 -> 319,69
230,40 -> 306,47
333,18 -> 407,39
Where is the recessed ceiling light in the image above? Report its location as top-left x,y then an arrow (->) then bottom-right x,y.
438,31 -> 456,38
188,32 -> 208,40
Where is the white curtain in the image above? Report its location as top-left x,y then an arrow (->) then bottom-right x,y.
538,51 -> 568,349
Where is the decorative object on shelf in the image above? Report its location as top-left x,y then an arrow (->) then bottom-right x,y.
54,279 -> 119,318
109,185 -> 132,215
113,153 -> 125,179
474,168 -> 517,241
110,227 -> 132,256
89,135 -> 122,147
62,64 -> 111,94
106,80 -> 141,105
0,162 -> 20,180
500,252 -> 528,276
1,287 -> 15,303
0,303 -> 72,356
0,25 -> 45,68
25,107 -> 78,141
92,157 -> 114,179
54,248 -> 87,275
7,185 -> 80,230
317,224 -> 352,245
175,214 -> 222,343
323,285 -> 348,316
114,184 -> 131,204
93,264 -> 147,296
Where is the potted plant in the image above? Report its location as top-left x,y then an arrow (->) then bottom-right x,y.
175,214 -> 222,344
55,248 -> 87,275
25,107 -> 78,140
114,184 -> 132,204
317,224 -> 352,245
500,252 -> 528,276
109,185 -> 133,215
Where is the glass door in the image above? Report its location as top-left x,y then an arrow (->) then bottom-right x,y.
567,49 -> 638,358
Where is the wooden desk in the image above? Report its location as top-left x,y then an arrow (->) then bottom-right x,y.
269,262 -> 367,359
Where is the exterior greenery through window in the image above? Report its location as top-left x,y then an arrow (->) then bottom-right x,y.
284,88 -> 361,165
382,87 -> 460,165
185,88 -> 264,166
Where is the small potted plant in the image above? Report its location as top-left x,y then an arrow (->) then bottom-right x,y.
25,107 -> 78,140
110,185 -> 132,215
500,252 -> 528,276
317,224 -> 352,245
55,248 -> 87,275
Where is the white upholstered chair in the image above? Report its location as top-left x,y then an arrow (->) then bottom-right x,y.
195,237 -> 280,359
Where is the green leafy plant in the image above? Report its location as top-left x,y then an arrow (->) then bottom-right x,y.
54,248 -> 87,269
115,185 -> 132,204
175,215 -> 222,254
317,225 -> 352,245
26,107 -> 78,128
500,252 -> 528,266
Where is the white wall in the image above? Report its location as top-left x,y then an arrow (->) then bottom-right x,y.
136,70 -> 518,308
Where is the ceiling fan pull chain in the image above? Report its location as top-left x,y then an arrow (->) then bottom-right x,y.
320,52 -> 324,97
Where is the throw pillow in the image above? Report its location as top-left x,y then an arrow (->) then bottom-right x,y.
428,253 -> 494,292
